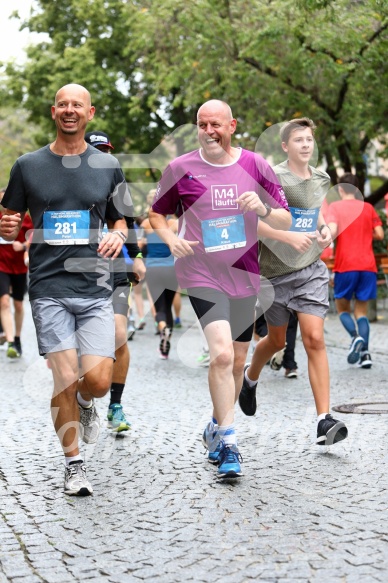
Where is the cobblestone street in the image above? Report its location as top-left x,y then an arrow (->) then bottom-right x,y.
1,296 -> 388,582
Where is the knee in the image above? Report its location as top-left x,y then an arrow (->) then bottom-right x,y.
267,333 -> 286,353
14,301 -> 24,314
233,350 -> 247,375
0,295 -> 10,310
115,327 -> 128,351
303,333 -> 325,353
210,346 -> 234,370
85,369 -> 112,398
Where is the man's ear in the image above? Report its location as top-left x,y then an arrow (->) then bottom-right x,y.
88,106 -> 96,122
338,185 -> 346,198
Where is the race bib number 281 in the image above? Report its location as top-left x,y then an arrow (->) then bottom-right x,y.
43,210 -> 90,245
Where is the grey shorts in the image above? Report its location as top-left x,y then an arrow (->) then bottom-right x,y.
30,297 -> 115,358
264,260 -> 329,327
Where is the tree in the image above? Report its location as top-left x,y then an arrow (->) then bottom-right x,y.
0,106 -> 39,187
2,0 -> 388,202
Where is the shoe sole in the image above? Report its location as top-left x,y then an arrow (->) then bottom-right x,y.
64,487 -> 93,496
109,423 -> 131,432
317,422 -> 348,446
208,456 -> 220,465
357,359 -> 372,369
217,470 -> 243,479
285,372 -> 298,379
347,338 -> 364,364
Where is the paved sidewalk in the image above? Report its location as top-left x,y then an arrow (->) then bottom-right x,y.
1,297 -> 388,582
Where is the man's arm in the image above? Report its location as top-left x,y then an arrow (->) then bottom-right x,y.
258,221 -> 316,253
149,209 -> 199,257
236,191 -> 291,230
316,210 -> 333,249
0,210 -> 25,241
373,225 -> 384,241
98,217 -> 128,259
327,221 -> 338,240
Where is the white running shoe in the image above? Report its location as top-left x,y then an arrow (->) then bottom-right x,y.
270,345 -> 286,371
64,462 -> 93,496
79,400 -> 100,444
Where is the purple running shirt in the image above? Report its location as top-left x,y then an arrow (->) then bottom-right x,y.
152,148 -> 289,298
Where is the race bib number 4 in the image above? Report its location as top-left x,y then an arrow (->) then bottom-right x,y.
289,207 -> 319,234
201,214 -> 246,253
43,210 -> 90,245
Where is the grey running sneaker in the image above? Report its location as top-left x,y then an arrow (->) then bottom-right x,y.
284,368 -> 298,379
78,400 -> 100,444
64,461 -> 93,496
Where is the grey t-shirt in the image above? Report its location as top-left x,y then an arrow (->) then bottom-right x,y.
2,144 -> 128,299
259,161 -> 330,279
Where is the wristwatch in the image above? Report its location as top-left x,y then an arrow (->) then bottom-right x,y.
257,203 -> 272,219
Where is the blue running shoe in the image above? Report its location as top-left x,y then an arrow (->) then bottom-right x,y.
347,336 -> 364,364
217,442 -> 243,479
107,404 -> 131,433
202,422 -> 221,464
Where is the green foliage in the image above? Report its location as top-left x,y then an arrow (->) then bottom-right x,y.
1,0 -> 388,202
373,209 -> 388,254
0,106 -> 39,187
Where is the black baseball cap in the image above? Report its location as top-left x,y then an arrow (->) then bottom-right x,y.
85,130 -> 114,149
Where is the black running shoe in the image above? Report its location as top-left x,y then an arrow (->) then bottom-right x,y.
238,364 -> 257,416
14,338 -> 22,356
357,352 -> 372,369
316,414 -> 348,446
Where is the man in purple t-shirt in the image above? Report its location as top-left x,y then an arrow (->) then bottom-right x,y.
150,99 -> 290,479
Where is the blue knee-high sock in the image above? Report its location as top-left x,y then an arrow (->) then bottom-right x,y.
357,317 -> 370,350
339,312 -> 357,338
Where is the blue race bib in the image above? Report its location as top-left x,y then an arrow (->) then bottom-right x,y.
201,214 -> 246,253
289,207 -> 319,234
43,210 -> 90,245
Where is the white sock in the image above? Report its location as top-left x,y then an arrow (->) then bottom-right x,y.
77,392 -> 92,408
317,413 -> 329,423
65,454 -> 83,467
218,424 -> 237,447
244,368 -> 258,387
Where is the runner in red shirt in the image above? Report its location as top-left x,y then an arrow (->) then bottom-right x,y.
328,173 -> 384,368
0,188 -> 33,358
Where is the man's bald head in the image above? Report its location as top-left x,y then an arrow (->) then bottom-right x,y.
197,100 -> 233,122
54,84 -> 92,106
